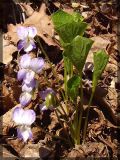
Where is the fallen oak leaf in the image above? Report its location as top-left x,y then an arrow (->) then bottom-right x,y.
84,86 -> 120,125
5,3 -> 60,53
3,3 -> 61,64
24,3 -> 60,47
20,3 -> 34,17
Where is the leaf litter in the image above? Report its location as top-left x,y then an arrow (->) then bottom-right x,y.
1,0 -> 120,159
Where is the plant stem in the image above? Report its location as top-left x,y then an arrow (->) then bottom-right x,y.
76,73 -> 84,144
63,56 -> 69,114
36,36 -> 65,100
73,72 -> 83,145
70,61 -> 73,78
64,59 -> 68,100
36,37 -> 58,79
82,92 -> 94,143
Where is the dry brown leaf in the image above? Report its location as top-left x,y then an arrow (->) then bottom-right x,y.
2,147 -> 17,158
24,3 -> 59,47
20,3 -> 34,17
3,3 -> 60,64
20,143 -> 40,158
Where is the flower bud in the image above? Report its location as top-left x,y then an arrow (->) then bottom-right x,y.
45,93 -> 56,109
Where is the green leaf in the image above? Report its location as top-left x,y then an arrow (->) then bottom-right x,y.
64,36 -> 93,72
92,50 -> 109,92
52,10 -> 73,28
67,75 -> 81,100
57,22 -> 87,43
52,10 -> 87,43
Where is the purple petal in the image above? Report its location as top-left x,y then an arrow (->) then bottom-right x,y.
17,126 -> 33,142
39,88 -> 55,100
22,109 -> 36,125
27,27 -> 37,38
22,80 -> 36,93
24,40 -> 36,52
17,69 -> 26,81
17,26 -> 28,40
19,92 -> 32,106
12,107 -> 36,126
12,107 -> 24,125
20,54 -> 31,69
23,70 -> 35,84
17,128 -> 22,139
13,107 -> 36,125
30,57 -> 44,73
17,40 -> 25,51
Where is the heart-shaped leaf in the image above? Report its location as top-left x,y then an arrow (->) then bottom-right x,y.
52,10 -> 87,43
52,10 -> 73,28
92,50 -> 109,92
67,75 -> 81,100
64,36 -> 93,72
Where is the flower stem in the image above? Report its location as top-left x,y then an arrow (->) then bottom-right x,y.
36,36 -> 65,100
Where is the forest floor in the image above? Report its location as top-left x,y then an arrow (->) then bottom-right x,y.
0,0 -> 120,159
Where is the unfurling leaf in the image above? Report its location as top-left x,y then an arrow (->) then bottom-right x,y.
67,75 -> 81,100
52,10 -> 87,43
92,50 -> 109,92
64,36 -> 93,72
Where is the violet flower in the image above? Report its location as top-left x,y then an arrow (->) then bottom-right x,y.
19,92 -> 32,106
23,70 -> 35,85
12,107 -> 36,142
19,54 -> 31,69
17,26 -> 37,52
12,107 -> 36,125
30,57 -> 44,73
22,80 -> 36,93
17,69 -> 27,81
